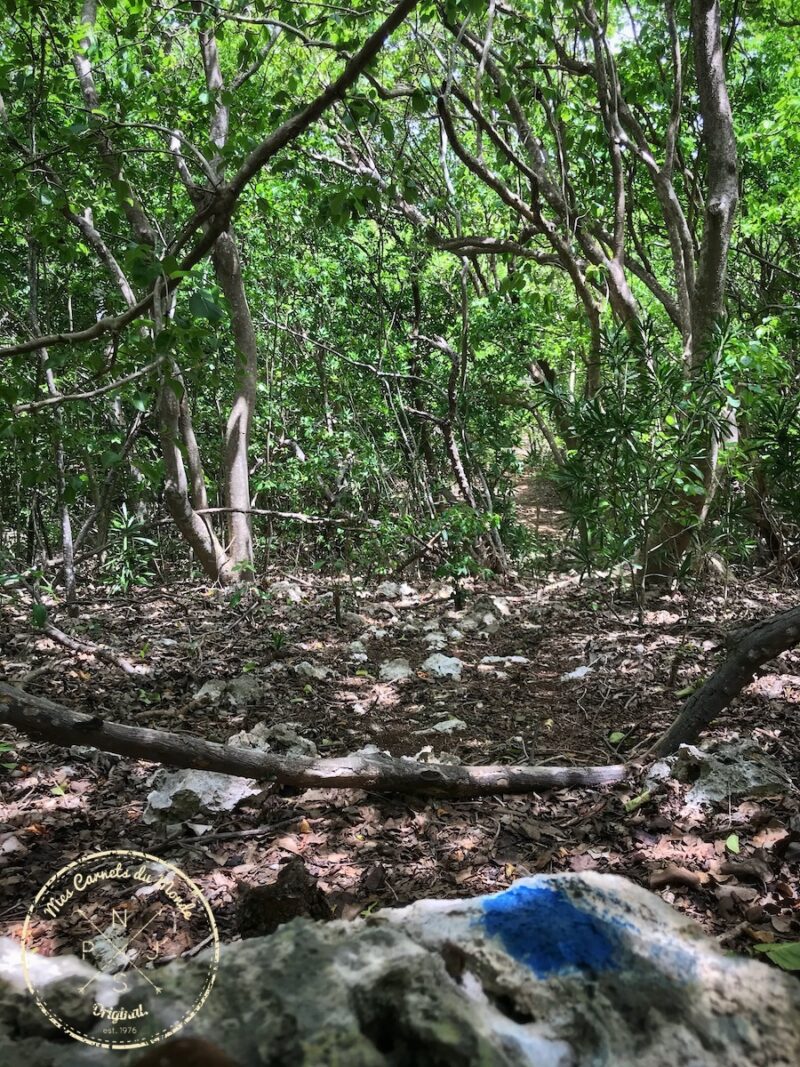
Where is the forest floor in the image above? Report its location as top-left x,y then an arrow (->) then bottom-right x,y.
1,565 -> 799,967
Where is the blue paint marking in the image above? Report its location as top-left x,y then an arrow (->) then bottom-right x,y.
481,884 -> 626,978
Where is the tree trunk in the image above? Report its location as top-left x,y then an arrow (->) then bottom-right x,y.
27,241 -> 77,615
212,231 -> 257,576
688,0 -> 740,367
0,682 -> 625,797
158,369 -> 231,583
646,0 -> 740,578
654,605 -> 800,756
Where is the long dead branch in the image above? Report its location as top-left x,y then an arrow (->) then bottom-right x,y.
0,682 -> 625,798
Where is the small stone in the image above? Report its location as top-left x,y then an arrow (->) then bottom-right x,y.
375,581 -> 401,599
228,722 -> 317,758
672,740 -> 791,806
227,674 -> 263,705
480,655 -> 530,666
144,770 -> 261,824
426,717 -> 467,734
192,679 -> 228,703
379,658 -> 414,682
295,661 -> 331,681
421,654 -> 464,680
561,665 -> 593,681
270,579 -> 304,603
423,631 -> 448,650
361,627 -> 388,641
472,594 -> 511,617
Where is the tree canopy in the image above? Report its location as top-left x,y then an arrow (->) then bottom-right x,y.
0,0 -> 797,596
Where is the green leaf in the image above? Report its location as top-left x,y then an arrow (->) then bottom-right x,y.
725,834 -> 740,854
608,731 -> 626,744
189,289 -> 224,322
411,89 -> 428,114
754,942 -> 800,971
32,603 -> 47,629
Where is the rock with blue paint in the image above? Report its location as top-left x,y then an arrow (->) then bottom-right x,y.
2,873 -> 799,1065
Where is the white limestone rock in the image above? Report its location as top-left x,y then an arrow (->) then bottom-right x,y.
421,653 -> 464,680
4,873 -> 799,1066
379,658 -> 415,682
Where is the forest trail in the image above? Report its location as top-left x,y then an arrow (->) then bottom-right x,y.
513,468 -> 569,540
2,575 -> 797,955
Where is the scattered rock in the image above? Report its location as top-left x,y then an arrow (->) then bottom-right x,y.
143,770 -> 261,824
227,674 -> 263,705
378,658 -> 414,682
192,674 -> 262,706
560,664 -> 593,681
360,627 -> 388,641
374,581 -> 416,600
191,679 -> 227,704
294,661 -> 332,681
415,717 -> 467,735
672,739 -> 792,806
371,600 -> 399,618
460,611 -> 499,635
480,655 -> 530,666
421,653 -> 464,680
423,630 -> 448,650
269,579 -> 304,603
411,746 -> 461,765
227,722 -> 317,758
5,873 -> 799,1066
479,666 -> 509,679
471,593 -> 512,618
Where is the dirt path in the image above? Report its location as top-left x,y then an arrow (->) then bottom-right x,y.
513,462 -> 569,540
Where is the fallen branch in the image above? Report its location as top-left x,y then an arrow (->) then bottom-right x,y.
43,623 -> 150,677
654,604 -> 800,756
0,682 -> 626,797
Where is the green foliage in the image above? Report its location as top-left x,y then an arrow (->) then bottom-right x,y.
754,942 -> 800,971
103,505 -> 157,593
0,1 -> 796,585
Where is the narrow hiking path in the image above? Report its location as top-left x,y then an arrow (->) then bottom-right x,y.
513,467 -> 570,541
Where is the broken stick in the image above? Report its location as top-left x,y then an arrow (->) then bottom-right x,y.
0,682 -> 626,798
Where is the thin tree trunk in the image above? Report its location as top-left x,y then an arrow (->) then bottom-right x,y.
212,232 -> 257,573
646,0 -> 740,578
73,1 -> 233,584
28,241 -> 77,615
158,352 -> 231,582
